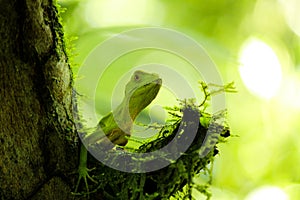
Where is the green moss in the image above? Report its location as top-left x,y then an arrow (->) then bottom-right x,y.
75,82 -> 234,199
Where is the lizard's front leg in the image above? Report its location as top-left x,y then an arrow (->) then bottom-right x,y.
73,143 -> 97,196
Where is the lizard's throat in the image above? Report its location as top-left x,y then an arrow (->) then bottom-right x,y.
112,100 -> 138,133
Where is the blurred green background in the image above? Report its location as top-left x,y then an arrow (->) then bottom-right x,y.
59,0 -> 300,199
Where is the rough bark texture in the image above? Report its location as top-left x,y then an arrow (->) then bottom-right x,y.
0,0 -> 78,199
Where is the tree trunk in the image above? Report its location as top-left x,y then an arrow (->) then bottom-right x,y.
0,0 -> 77,199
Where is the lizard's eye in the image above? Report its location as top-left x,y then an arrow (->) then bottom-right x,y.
134,74 -> 140,81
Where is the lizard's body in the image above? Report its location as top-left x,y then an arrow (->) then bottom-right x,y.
75,70 -> 162,194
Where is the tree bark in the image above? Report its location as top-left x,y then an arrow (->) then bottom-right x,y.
0,0 -> 77,199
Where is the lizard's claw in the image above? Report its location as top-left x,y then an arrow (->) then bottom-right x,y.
73,166 -> 98,196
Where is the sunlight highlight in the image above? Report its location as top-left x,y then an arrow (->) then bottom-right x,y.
245,186 -> 289,200
239,38 -> 282,100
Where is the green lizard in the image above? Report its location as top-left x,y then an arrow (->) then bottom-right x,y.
74,70 -> 162,194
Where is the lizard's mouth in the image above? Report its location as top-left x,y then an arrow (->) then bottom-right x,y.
143,78 -> 162,92
131,78 -> 162,97
128,77 -> 162,118
148,78 -> 162,86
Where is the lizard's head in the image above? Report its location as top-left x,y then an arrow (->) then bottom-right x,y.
125,70 -> 162,119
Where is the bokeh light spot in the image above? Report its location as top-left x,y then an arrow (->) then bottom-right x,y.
239,38 -> 282,100
245,186 -> 288,200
